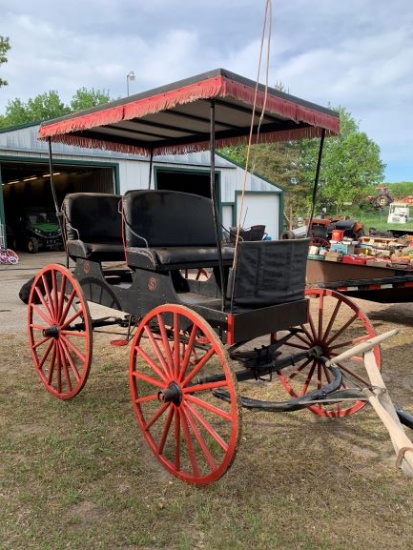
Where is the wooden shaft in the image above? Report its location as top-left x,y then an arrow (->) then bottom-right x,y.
324,329 -> 399,367
363,349 -> 413,477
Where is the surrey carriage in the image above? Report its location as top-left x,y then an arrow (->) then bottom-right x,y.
28,68 -> 413,485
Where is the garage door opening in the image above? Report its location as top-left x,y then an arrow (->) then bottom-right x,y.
156,168 -> 219,198
0,159 -> 115,250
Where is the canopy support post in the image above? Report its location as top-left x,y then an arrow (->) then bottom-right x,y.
147,150 -> 154,189
48,139 -> 59,217
306,129 -> 326,238
48,139 -> 67,267
210,101 -> 225,311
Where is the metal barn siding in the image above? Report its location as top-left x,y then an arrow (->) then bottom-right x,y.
0,124 -> 283,235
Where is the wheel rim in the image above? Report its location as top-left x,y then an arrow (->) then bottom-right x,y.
129,304 -> 240,485
6,249 -> 19,264
277,288 -> 381,418
310,237 -> 330,249
28,264 -> 93,400
181,268 -> 211,281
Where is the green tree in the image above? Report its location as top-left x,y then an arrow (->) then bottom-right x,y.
223,105 -> 386,222
386,181 -> 413,198
0,36 -> 11,88
0,88 -> 113,128
300,107 -> 385,213
1,91 -> 70,126
70,87 -> 111,111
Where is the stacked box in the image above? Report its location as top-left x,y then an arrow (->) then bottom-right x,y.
325,251 -> 343,262
330,242 -> 355,255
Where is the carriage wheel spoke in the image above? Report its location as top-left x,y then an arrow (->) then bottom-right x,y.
183,403 -> 217,470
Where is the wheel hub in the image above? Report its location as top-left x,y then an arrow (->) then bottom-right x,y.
158,382 -> 182,405
42,325 -> 60,338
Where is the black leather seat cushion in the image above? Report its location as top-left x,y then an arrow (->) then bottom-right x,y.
126,245 -> 234,270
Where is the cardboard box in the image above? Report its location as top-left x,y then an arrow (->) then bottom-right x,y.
325,251 -> 343,262
330,242 -> 355,255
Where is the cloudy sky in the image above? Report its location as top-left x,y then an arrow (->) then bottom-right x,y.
1,0 -> 412,182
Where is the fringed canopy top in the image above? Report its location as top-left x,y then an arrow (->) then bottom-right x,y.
38,68 -> 340,155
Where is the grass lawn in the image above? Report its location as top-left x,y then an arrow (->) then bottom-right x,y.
329,206 -> 412,234
2,312 -> 413,550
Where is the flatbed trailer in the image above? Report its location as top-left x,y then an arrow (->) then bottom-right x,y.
307,258 -> 413,303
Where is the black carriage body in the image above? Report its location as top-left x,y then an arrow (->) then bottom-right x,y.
64,189 -> 310,344
41,68 -> 340,343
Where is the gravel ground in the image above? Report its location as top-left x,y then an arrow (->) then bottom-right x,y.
0,251 -> 72,334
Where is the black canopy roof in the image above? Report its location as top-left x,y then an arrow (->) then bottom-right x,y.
39,68 -> 340,156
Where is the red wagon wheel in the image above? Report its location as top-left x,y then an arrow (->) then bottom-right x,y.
129,304 -> 241,485
277,288 -> 381,418
28,264 -> 93,400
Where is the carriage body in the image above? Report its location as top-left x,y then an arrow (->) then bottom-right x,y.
62,189 -> 309,345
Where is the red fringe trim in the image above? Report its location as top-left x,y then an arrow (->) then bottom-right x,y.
38,105 -> 125,140
38,74 -> 340,153
40,126 -> 330,157
124,76 -> 224,120
222,79 -> 339,134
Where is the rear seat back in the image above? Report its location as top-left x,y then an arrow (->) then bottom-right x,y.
64,193 -> 122,243
122,190 -> 234,270
62,192 -> 124,261
123,189 -> 217,248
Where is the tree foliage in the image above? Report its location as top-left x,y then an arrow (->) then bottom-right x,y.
222,105 -> 386,219
0,88 -> 112,128
3,92 -> 70,127
300,107 -> 385,213
0,36 -> 11,88
386,181 -> 413,199
70,87 -> 111,112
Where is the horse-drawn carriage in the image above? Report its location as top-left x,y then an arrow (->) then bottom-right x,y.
28,68 -> 413,485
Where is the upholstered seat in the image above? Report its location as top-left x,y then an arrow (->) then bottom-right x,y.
122,190 -> 234,271
62,193 -> 125,261
126,245 -> 234,270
